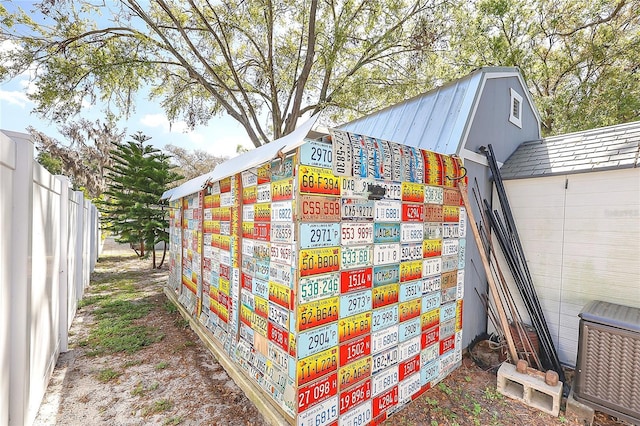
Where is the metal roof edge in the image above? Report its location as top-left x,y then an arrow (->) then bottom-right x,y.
502,162 -> 639,180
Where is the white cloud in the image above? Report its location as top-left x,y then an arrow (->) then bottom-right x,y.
0,89 -> 30,108
140,113 -> 191,133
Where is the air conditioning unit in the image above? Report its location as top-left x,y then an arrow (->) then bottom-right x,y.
574,300 -> 640,424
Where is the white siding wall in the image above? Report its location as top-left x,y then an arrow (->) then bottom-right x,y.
498,168 -> 640,366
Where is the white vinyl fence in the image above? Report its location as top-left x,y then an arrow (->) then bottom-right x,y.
0,130 -> 100,426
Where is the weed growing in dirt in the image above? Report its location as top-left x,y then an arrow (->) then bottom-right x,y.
96,368 -> 121,382
123,359 -> 143,368
174,317 -> 190,329
142,399 -> 173,416
163,417 -> 183,425
155,361 -> 169,370
164,301 -> 178,314
483,386 -> 504,401
438,382 -> 453,395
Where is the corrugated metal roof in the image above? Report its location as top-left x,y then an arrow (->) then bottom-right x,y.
500,121 -> 640,179
169,114 -> 319,201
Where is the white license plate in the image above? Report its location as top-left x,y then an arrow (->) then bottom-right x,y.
297,322 -> 339,359
297,395 -> 338,426
341,176 -> 374,199
421,292 -> 441,313
371,365 -> 399,397
269,263 -> 294,287
242,239 -> 255,258
298,273 -> 340,304
242,205 -> 254,222
440,302 -> 457,323
339,400 -> 372,426
300,223 -> 341,249
372,325 -> 399,354
398,317 -> 421,343
330,129 -> 352,177
270,243 -> 294,265
271,201 -> 294,222
422,257 -> 442,277
341,222 -> 374,246
442,239 -> 459,256
401,243 -> 423,262
341,199 -> 374,221
220,192 -> 233,207
374,243 -> 400,265
399,280 -> 421,303
300,139 -> 333,169
442,223 -> 459,239
400,223 -> 424,242
374,200 -> 402,222
371,304 -> 399,332
268,303 -> 290,331
398,373 -> 421,403
270,222 -> 294,243
372,346 -> 399,375
398,336 -> 421,361
424,186 -> 443,204
459,207 -> 467,238
341,245 -> 372,270
339,290 -> 372,318
257,183 -> 271,203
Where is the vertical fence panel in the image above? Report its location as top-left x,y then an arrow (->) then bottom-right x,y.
56,176 -> 70,353
0,132 -> 17,425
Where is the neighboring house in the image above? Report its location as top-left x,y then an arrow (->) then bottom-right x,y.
498,121 -> 640,365
340,66 -> 542,348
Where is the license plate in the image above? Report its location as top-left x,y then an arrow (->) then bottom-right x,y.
372,346 -> 399,375
297,323 -> 339,359
254,203 -> 271,222
373,385 -> 398,418
255,259 -> 270,281
339,379 -> 371,415
373,264 -> 400,287
440,318 -> 456,338
341,222 -> 374,246
373,243 -> 399,265
271,154 -> 295,181
423,239 -> 442,258
374,200 -> 402,222
253,241 -> 270,261
459,207 -> 467,238
398,335 -> 421,361
421,342 -> 439,365
299,273 -> 340,304
442,239 -> 459,256
400,260 -> 422,282
371,304 -> 399,332
400,223 -> 423,243
372,283 -> 399,309
399,280 -> 422,303
441,271 -> 457,290
341,176 -> 374,199
456,300 -> 463,333
421,308 -> 440,332
296,347 -> 339,386
268,341 -> 289,372
220,192 -> 233,207
424,222 -> 441,240
440,334 -> 456,355
296,395 -> 338,426
269,263 -> 294,287
242,222 -> 253,238
420,360 -> 439,387
270,222 -> 294,243
339,290 -> 372,318
299,195 -> 341,222
298,297 -> 339,331
242,239 -> 255,258
424,204 -> 443,222
398,372 -> 421,403
257,183 -> 271,203
350,133 -> 368,178
254,296 -> 269,318
252,312 -> 268,337
341,199 -> 374,221
373,223 -> 400,244
371,365 -> 399,397
270,200 -> 293,222
372,325 -> 398,354
424,186 -> 443,204
401,243 -> 423,262
339,356 -> 371,390
443,205 -> 460,222
443,188 -> 461,206
456,270 -> 464,300
399,355 -> 421,381
399,298 -> 421,323
340,335 -> 371,365
300,223 -> 341,249
270,243 -> 294,266
442,223 -> 459,239
340,268 -> 373,293
402,203 -> 424,222
330,129 -> 353,177
240,304 -> 252,328
341,245 -> 372,270
365,136 -> 384,179
268,321 -> 289,353
299,247 -> 340,277
298,373 -> 338,413
401,182 -> 424,203
421,292 -> 441,313
299,165 -> 341,196
242,205 -> 255,222
241,187 -> 257,206
338,311 -> 372,343
440,302 -> 456,323
269,280 -> 293,309
300,139 -> 333,169
268,302 -> 290,330
421,326 -> 440,349
340,400 -> 372,426
241,168 -> 258,187
423,258 -> 442,277
398,317 -> 421,342
458,238 -> 466,270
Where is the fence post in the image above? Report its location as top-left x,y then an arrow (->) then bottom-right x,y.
9,134 -> 34,426
74,190 -> 85,301
56,176 -> 71,353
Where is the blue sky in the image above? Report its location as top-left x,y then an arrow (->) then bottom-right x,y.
0,3 -> 251,159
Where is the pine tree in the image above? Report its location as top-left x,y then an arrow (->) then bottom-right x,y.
100,132 -> 182,268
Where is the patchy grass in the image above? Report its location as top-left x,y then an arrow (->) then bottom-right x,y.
96,368 -> 121,383
142,399 -> 173,416
155,361 -> 169,370
163,416 -> 183,425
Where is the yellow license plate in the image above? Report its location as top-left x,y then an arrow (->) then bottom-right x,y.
338,311 -> 372,343
401,182 -> 425,203
339,356 -> 372,389
299,247 -> 340,277
254,296 -> 269,318
243,185 -> 257,204
443,205 -> 460,222
254,203 -> 271,221
298,296 -> 339,332
252,312 -> 268,337
421,308 -> 440,332
297,346 -> 339,386
423,239 -> 442,258
269,281 -> 293,310
372,283 -> 399,309
399,298 -> 421,322
400,260 -> 422,282
271,178 -> 294,201
299,165 -> 341,196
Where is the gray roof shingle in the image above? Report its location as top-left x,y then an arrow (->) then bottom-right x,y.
500,121 -> 640,179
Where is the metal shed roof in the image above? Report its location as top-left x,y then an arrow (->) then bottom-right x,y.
338,67 -> 537,155
168,114 -> 319,201
500,120 -> 640,179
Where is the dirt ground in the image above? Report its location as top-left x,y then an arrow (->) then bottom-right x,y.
34,242 -> 630,426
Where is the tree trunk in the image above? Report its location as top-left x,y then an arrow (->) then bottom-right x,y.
152,242 -> 157,269
158,241 -> 167,269
140,240 -> 145,258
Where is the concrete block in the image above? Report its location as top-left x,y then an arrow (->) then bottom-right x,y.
565,387 -> 594,426
497,362 -> 563,417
